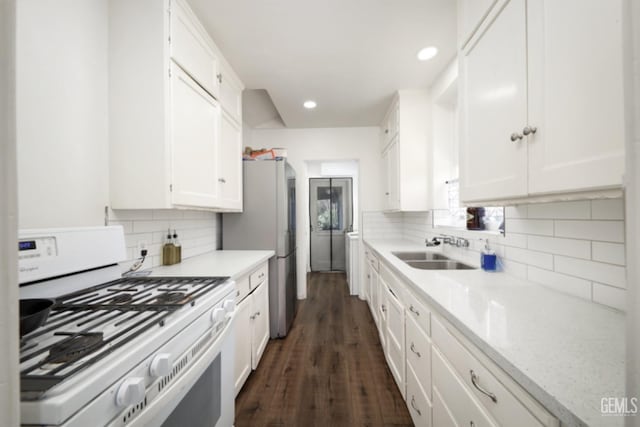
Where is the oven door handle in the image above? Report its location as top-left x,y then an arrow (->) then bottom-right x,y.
122,311 -> 235,427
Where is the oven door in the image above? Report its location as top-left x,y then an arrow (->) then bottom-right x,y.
129,316 -> 235,427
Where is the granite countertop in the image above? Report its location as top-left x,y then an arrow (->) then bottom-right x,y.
364,239 -> 625,427
149,250 -> 275,279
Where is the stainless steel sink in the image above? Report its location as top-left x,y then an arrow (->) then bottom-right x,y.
392,251 -> 450,261
406,260 -> 477,270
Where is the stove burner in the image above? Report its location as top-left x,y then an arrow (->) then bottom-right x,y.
44,333 -> 105,364
110,294 -> 133,304
155,292 -> 188,305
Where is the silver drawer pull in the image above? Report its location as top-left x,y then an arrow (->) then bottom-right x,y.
410,396 -> 421,416
409,305 -> 420,316
470,370 -> 497,403
410,342 -> 421,358
236,290 -> 240,297
255,311 -> 261,317
470,422 -> 475,427
381,304 -> 386,312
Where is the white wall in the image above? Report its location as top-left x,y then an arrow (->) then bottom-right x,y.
16,0 -> 109,228
247,127 -> 382,298
0,0 -> 20,424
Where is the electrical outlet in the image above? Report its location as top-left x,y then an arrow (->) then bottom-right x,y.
136,241 -> 148,257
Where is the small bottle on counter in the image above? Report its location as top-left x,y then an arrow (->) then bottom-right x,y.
173,229 -> 182,263
162,229 -> 176,265
480,239 -> 497,272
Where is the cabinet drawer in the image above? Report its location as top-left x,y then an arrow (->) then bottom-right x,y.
406,314 -> 431,402
405,292 -> 431,336
249,263 -> 268,289
380,262 -> 404,302
432,387 -> 457,427
432,317 -> 553,427
406,362 -> 432,427
170,0 -> 218,97
236,274 -> 250,303
433,348 -> 497,427
365,248 -> 379,272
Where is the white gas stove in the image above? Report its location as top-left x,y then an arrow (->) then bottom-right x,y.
18,227 -> 236,427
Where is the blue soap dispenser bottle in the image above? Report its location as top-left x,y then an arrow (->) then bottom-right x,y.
481,239 -> 497,272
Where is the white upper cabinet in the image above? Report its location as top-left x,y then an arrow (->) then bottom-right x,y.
170,0 -> 220,98
170,64 -> 220,207
218,111 -> 243,210
459,0 -> 529,202
458,0 -> 498,49
526,0 -> 625,195
380,91 -> 431,212
109,0 -> 244,211
219,62 -> 244,124
459,0 -> 625,204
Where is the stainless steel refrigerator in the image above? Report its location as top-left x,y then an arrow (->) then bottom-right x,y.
222,159 -> 297,338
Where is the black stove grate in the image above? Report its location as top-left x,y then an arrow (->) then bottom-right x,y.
19,276 -> 229,397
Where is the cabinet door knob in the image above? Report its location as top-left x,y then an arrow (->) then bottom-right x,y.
470,369 -> 498,403
410,342 -> 421,358
510,133 -> 524,142
385,192 -> 390,196
217,73 -> 222,83
410,396 -> 422,416
218,178 -> 226,183
409,305 -> 420,316
522,125 -> 537,136
385,129 -> 389,134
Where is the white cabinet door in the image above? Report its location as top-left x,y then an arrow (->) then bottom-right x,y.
383,138 -> 400,211
250,280 -> 270,370
170,64 -> 221,208
377,274 -> 388,352
218,111 -> 243,210
432,387 -> 458,427
219,66 -> 243,124
234,297 -> 252,396
170,0 -> 219,98
384,284 -> 405,398
458,0 -> 499,48
460,0 -> 528,202
526,0 -> 625,194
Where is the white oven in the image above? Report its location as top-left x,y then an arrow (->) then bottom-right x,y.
18,227 -> 236,427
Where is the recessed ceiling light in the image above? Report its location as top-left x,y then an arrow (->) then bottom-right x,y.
417,46 -> 438,61
303,100 -> 317,109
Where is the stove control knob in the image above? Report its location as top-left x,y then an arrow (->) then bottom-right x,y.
116,377 -> 145,407
211,307 -> 225,324
150,353 -> 172,377
223,299 -> 235,314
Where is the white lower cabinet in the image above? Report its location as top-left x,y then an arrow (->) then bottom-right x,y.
384,283 -> 405,397
407,363 -> 432,427
234,263 -> 270,395
234,297 -> 252,395
433,348 -> 498,427
250,277 -> 269,370
365,249 -> 559,427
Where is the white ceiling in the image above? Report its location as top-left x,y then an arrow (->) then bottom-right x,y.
189,0 -> 457,128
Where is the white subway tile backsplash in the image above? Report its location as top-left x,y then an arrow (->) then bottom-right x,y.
527,266 -> 592,300
489,232 -> 527,249
527,235 -> 591,259
110,209 -> 220,269
527,201 -> 591,220
507,219 -> 554,236
364,198 -> 627,310
554,220 -> 624,243
592,283 -> 626,311
555,256 -> 626,289
504,247 -> 553,270
504,206 -> 528,219
592,242 -> 626,266
591,199 -> 625,220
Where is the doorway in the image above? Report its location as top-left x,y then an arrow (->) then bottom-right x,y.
309,178 -> 353,271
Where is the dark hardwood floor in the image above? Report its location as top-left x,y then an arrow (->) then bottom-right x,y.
235,272 -> 413,427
